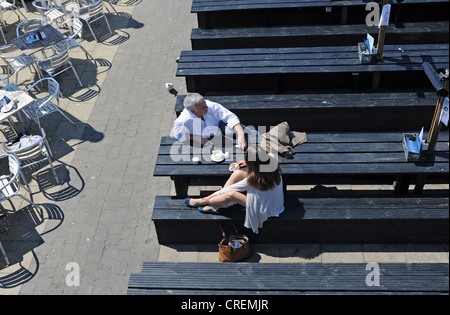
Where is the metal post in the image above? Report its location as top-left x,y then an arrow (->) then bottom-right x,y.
421,63 -> 449,155
427,79 -> 449,155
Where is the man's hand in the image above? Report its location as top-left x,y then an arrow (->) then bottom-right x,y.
234,124 -> 247,151
237,134 -> 247,151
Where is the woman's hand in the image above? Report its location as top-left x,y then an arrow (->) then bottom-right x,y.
237,160 -> 247,167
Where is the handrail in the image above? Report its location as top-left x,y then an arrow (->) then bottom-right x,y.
422,62 -> 448,97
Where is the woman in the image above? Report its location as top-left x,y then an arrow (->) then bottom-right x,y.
185,145 -> 284,233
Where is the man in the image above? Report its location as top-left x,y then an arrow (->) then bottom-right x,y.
173,93 -> 248,150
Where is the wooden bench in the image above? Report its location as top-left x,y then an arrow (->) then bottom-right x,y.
154,132 -> 449,197
174,91 -> 442,132
128,262 -> 449,295
191,21 -> 450,50
176,44 -> 449,94
192,0 -> 450,28
152,194 -> 449,244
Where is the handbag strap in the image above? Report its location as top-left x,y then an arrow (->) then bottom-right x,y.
219,223 -> 238,237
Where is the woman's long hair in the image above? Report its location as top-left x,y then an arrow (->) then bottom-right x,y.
245,145 -> 282,191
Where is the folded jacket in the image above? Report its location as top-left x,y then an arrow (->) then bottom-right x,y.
260,121 -> 307,158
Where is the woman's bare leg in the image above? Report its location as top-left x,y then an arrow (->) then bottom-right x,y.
201,191 -> 246,212
224,170 -> 247,188
189,170 -> 247,206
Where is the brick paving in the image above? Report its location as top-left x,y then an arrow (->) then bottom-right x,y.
1,0 -> 195,295
0,0 -> 448,295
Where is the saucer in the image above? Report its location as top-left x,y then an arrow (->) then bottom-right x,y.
211,153 -> 225,163
1,103 -> 14,113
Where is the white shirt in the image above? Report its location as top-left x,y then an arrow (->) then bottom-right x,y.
173,100 -> 241,142
212,178 -> 285,234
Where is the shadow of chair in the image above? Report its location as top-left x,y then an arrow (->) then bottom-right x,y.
35,160 -> 84,203
0,0 -> 26,21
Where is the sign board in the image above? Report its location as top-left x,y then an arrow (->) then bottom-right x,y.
379,4 -> 391,27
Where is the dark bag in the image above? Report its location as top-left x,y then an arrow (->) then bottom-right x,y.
218,224 -> 253,262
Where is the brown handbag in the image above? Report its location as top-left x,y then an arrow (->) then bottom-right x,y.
218,224 -> 253,262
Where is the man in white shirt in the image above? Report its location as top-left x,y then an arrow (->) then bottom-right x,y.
173,93 -> 248,150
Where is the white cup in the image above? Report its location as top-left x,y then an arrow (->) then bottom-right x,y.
192,157 -> 200,164
229,162 -> 240,172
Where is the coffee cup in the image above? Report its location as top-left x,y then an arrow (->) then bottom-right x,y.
212,150 -> 224,159
229,162 -> 240,172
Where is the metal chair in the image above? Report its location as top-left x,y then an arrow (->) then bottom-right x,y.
16,17 -> 48,37
53,18 -> 94,60
3,128 -> 60,184
77,0 -> 112,42
0,44 -> 37,84
0,154 -> 36,209
81,0 -> 117,13
32,0 -> 65,25
0,77 -> 19,134
35,47 -> 83,87
19,0 -> 28,12
21,77 -> 75,130
0,0 -> 26,21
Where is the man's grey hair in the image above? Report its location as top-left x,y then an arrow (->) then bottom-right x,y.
183,93 -> 204,111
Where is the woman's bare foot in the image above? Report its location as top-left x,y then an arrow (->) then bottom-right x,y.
188,198 -> 206,206
198,205 -> 221,214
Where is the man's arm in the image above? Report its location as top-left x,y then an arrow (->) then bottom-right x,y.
209,101 -> 247,150
233,123 -> 247,151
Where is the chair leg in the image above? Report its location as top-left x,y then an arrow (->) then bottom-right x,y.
106,1 -> 117,13
48,158 -> 60,184
0,242 -> 10,266
36,115 -> 43,134
103,15 -> 113,34
35,67 -> 44,81
70,63 -> 83,87
1,27 -> 6,44
80,45 -> 95,61
15,6 -> 27,20
43,137 -> 54,158
18,170 -> 34,202
18,193 -> 37,208
86,22 -> 98,42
